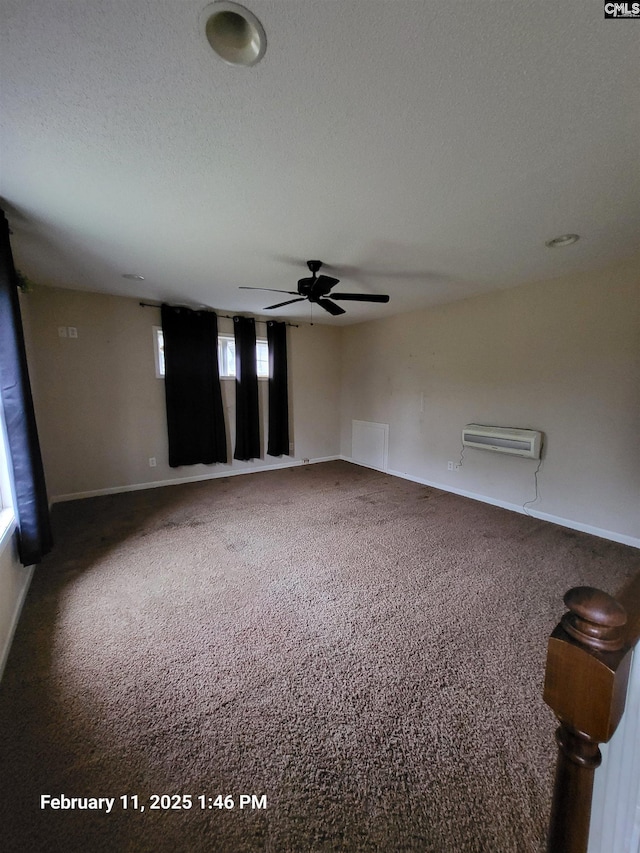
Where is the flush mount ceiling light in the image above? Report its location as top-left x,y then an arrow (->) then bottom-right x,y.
545,234 -> 580,248
122,273 -> 145,280
202,2 -> 266,67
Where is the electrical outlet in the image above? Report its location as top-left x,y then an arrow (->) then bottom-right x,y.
303,458 -> 310,464
148,457 -> 157,468
67,326 -> 78,338
447,461 -> 454,471
58,326 -> 67,338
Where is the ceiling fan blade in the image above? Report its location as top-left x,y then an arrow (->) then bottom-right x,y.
240,287 -> 299,294
265,298 -> 306,309
310,274 -> 340,300
330,293 -> 390,302
315,275 -> 340,290
317,298 -> 346,316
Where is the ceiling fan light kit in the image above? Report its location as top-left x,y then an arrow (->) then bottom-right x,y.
202,1 -> 266,67
239,261 -> 390,317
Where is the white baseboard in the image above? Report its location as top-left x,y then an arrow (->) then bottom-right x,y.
345,456 -> 388,474
340,456 -> 640,550
521,508 -> 640,550
50,456 -> 342,504
50,453 -> 640,545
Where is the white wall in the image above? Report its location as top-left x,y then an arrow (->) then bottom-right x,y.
588,647 -> 640,853
23,285 -> 342,500
340,256 -> 640,545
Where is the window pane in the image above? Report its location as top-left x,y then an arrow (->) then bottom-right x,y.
0,400 -> 14,514
218,337 -> 236,378
218,336 -> 267,378
161,332 -> 270,379
154,327 -> 165,378
157,328 -> 165,376
225,339 -> 236,377
256,340 -> 269,378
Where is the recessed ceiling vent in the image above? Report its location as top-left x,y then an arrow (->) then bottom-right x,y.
462,424 -> 543,459
203,2 -> 266,67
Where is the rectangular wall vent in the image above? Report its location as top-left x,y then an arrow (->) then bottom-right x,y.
462,424 -> 542,459
352,420 -> 389,471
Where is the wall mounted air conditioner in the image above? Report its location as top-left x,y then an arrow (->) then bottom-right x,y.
462,424 -> 542,459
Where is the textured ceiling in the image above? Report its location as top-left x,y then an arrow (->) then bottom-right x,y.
1,0 -> 639,324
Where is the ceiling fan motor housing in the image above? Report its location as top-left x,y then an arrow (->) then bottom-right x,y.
299,261 -> 322,298
298,262 -> 339,300
297,276 -> 316,297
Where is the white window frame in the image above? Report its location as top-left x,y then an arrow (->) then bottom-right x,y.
0,400 -> 16,547
153,326 -> 165,379
153,328 -> 268,380
255,337 -> 269,379
217,334 -> 235,379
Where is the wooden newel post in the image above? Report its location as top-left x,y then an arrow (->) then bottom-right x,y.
543,586 -> 632,853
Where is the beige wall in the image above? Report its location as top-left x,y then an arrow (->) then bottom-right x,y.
19,258 -> 640,543
340,257 -> 640,543
23,286 -> 342,499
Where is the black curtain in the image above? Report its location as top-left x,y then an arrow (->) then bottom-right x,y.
0,210 -> 53,565
233,316 -> 260,461
267,320 -> 289,456
161,305 -> 227,467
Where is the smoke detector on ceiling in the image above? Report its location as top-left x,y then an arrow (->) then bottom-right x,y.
202,2 -> 266,67
545,234 -> 580,248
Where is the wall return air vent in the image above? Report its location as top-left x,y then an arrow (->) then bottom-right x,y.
462,424 -> 542,459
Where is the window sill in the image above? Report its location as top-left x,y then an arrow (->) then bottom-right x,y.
0,509 -> 17,554
159,376 -> 268,381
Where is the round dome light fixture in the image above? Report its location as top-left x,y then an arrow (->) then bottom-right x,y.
203,2 -> 266,67
545,233 -> 580,248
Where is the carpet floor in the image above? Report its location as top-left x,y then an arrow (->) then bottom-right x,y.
1,461 -> 638,853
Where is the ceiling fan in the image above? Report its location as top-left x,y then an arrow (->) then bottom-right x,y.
239,260 -> 390,316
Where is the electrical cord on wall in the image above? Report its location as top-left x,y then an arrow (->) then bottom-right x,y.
523,456 -> 544,516
455,431 -> 543,515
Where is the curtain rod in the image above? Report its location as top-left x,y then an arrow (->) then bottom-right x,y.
139,301 -> 299,328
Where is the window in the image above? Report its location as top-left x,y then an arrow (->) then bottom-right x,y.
153,326 -> 165,378
218,335 -> 269,380
217,335 -> 235,378
255,338 -> 269,378
0,399 -> 16,544
153,329 -> 268,379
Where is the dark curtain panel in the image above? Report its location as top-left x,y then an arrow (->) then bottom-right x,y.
0,210 -> 53,565
267,320 -> 290,456
233,316 -> 260,461
161,304 -> 227,467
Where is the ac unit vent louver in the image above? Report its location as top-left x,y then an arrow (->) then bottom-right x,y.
462,424 -> 542,459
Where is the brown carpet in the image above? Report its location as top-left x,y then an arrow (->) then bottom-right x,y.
1,461 -> 638,853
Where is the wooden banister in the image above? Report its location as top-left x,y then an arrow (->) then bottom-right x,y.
543,587 -> 634,853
